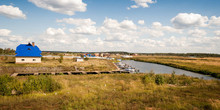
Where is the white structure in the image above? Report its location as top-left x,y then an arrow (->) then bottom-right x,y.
76,58 -> 84,62
121,55 -> 133,58
15,57 -> 41,63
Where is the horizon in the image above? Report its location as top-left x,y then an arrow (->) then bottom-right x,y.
0,0 -> 220,53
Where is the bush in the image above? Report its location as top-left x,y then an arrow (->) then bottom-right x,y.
142,74 -> 154,85
168,71 -> 177,84
58,55 -> 64,63
155,74 -> 165,85
0,75 -> 22,96
23,76 -> 62,94
0,75 -> 61,96
84,57 -> 89,61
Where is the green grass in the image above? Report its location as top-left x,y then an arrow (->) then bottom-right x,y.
132,56 -> 220,78
0,74 -> 219,110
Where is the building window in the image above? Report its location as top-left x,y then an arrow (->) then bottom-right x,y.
21,59 -> 25,61
33,59 -> 36,61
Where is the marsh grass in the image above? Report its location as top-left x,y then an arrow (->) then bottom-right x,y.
133,56 -> 220,78
0,74 -> 219,110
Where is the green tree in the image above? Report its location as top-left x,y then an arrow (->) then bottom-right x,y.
58,55 -> 63,63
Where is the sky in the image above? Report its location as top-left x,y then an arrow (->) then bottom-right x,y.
0,0 -> 220,53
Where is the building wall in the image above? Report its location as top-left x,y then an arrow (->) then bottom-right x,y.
76,58 -> 84,62
16,57 -> 41,63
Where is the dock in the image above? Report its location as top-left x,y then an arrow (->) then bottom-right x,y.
11,70 -> 130,76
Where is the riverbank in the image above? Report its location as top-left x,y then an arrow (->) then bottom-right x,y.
0,74 -> 219,109
132,56 -> 220,78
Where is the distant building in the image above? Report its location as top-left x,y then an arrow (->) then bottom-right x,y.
15,42 -> 42,63
76,57 -> 84,62
121,55 -> 133,58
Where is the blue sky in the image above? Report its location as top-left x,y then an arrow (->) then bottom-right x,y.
0,0 -> 220,53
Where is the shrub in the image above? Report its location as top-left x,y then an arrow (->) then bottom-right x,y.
84,57 -> 89,61
0,75 -> 21,96
58,55 -> 64,63
155,74 -> 165,85
142,74 -> 154,85
23,76 -> 62,93
0,75 -> 61,96
168,71 -> 177,84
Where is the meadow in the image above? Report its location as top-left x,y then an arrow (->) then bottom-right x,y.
0,74 -> 219,110
132,56 -> 220,78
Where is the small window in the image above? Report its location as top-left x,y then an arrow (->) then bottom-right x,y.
21,59 -> 25,61
33,59 -> 36,61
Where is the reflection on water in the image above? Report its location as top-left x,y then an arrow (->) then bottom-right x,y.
122,60 -> 217,80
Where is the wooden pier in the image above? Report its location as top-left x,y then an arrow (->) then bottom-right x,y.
11,70 -> 130,77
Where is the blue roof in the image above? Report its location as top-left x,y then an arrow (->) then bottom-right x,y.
15,43 -> 42,57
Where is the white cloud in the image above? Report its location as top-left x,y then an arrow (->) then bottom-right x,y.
103,18 -> 120,29
130,5 -> 139,8
28,0 -> 87,15
130,0 -> 156,9
138,20 -> 145,25
57,18 -> 96,26
57,18 -> 99,35
214,30 -> 220,37
151,22 -> 182,34
103,18 -> 137,30
171,13 -> 208,29
0,29 -> 29,48
0,29 -> 11,36
188,29 -> 206,37
69,26 -> 98,35
46,28 -> 65,36
209,16 -> 220,27
148,29 -> 164,37
76,38 -> 88,44
120,20 -> 137,30
0,5 -> 26,19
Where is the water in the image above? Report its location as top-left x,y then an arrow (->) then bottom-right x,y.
122,60 -> 217,80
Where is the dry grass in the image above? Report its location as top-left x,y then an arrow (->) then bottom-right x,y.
0,56 -> 117,74
0,74 -> 219,110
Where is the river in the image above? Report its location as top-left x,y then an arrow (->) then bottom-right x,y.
122,60 -> 217,80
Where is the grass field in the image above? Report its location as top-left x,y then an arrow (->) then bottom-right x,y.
0,74 -> 219,110
0,56 -> 117,75
132,56 -> 220,78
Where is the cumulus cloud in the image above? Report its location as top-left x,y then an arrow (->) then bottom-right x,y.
69,26 -> 98,35
103,18 -> 137,30
57,18 -> 99,35
138,20 -> 145,25
0,5 -> 26,19
57,18 -> 95,26
0,29 -> 28,48
151,22 -> 182,34
0,29 -> 11,36
46,28 -> 65,36
188,29 -> 206,37
129,0 -> 156,9
171,13 -> 208,29
28,0 -> 87,15
214,30 -> 220,37
120,20 -> 137,30
209,16 -> 220,27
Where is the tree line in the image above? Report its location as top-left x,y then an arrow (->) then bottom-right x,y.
0,48 -> 15,55
137,53 -> 220,57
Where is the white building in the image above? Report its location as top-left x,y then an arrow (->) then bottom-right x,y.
15,42 -> 42,63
